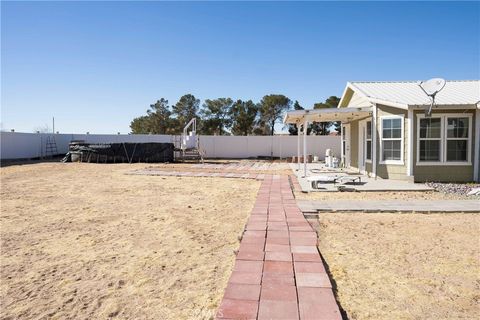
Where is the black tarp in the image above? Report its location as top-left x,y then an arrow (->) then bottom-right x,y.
67,142 -> 174,163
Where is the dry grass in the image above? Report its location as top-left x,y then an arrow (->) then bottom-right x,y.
310,212 -> 480,320
0,163 -> 260,319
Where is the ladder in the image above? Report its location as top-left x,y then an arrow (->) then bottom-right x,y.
173,118 -> 204,163
45,135 -> 58,158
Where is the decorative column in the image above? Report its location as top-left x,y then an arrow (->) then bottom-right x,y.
303,120 -> 308,177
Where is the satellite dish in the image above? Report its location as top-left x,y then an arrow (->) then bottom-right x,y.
418,78 -> 446,117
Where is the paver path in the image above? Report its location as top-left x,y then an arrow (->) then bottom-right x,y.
298,199 -> 480,213
191,162 -> 289,171
216,175 -> 341,320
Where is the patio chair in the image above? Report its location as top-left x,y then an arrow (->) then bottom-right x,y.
307,175 -> 346,189
335,176 -> 362,186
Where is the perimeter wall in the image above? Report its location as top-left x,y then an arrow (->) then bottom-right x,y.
0,132 -> 340,160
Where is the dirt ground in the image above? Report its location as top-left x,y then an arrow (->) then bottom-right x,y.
295,190 -> 476,201
310,212 -> 480,320
0,163 -> 260,320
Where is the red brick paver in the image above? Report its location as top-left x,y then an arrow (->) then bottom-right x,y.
216,175 -> 341,320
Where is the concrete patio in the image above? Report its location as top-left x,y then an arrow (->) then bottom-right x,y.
298,199 -> 480,213
289,163 -> 434,192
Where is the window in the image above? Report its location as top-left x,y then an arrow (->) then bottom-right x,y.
419,118 -> 442,161
381,117 -> 403,163
446,117 -> 469,162
416,114 -> 472,165
366,121 -> 372,161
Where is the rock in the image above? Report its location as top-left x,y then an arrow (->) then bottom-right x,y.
467,188 -> 480,196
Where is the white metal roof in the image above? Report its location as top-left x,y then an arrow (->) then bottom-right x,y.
347,80 -> 480,107
283,107 -> 372,124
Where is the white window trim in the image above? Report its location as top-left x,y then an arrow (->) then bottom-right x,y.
365,120 -> 372,163
416,113 -> 472,166
379,115 -> 404,165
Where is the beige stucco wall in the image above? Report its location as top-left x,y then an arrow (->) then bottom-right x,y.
365,161 -> 373,173
375,104 -> 409,180
412,108 -> 476,182
349,120 -> 359,168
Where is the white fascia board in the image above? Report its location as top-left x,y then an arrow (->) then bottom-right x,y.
411,104 -> 478,110
337,83 -> 352,108
338,82 -> 374,109
348,82 -> 371,99
368,98 -> 409,110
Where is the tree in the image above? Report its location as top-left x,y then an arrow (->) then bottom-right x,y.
130,98 -> 175,134
259,94 -> 292,135
288,100 -> 304,135
230,100 -> 258,135
312,96 -> 341,135
33,124 -> 52,133
200,98 -> 234,135
147,98 -> 175,134
172,94 -> 200,132
130,115 -> 152,134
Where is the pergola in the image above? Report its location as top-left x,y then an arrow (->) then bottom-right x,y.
283,107 -> 373,177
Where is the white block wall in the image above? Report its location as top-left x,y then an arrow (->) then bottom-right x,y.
0,132 -> 340,160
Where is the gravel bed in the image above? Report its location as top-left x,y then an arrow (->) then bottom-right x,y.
426,182 -> 480,197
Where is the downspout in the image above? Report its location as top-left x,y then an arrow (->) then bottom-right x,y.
407,106 -> 414,178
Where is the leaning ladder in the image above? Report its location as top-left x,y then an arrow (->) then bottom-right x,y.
45,135 -> 58,158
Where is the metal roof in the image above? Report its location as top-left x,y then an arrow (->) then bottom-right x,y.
348,80 -> 480,107
283,107 -> 372,124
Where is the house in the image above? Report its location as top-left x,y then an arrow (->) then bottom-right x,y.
284,80 -> 480,182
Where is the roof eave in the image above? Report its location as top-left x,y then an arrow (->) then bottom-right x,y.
368,98 -> 409,110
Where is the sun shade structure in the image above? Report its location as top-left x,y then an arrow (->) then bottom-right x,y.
284,107 -> 373,177
283,106 -> 373,124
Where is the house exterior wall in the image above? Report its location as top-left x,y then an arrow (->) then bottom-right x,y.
349,120 -> 359,168
375,104 -> 409,180
412,108 -> 476,182
366,161 -> 373,173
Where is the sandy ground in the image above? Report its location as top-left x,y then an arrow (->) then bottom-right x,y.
310,212 -> 480,320
0,163 -> 260,320
295,190 -> 477,201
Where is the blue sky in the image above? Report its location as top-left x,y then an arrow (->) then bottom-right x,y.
2,1 -> 479,134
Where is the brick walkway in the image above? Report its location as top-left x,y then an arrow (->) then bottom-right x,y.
216,175 -> 341,320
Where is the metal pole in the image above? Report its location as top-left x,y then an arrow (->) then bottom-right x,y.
52,117 -> 55,134
303,120 -> 308,177
297,122 -> 301,171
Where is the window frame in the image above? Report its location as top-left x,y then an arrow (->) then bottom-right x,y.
380,115 -> 404,165
365,120 -> 372,163
416,113 -> 472,166
417,116 -> 443,164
